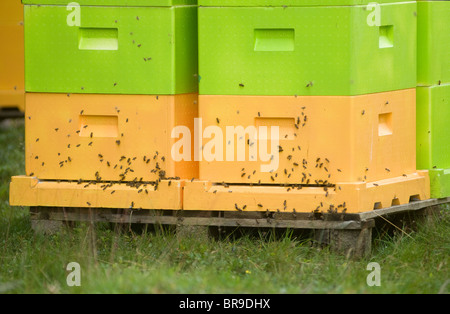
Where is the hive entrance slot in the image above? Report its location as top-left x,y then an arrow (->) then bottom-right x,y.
254,29 -> 295,52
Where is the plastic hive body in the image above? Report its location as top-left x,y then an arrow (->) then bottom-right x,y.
0,0 -> 25,112
24,3 -> 198,95
198,1 -> 411,6
198,2 -> 417,96
24,93 -> 198,182
198,90 -> 417,185
22,0 -> 197,7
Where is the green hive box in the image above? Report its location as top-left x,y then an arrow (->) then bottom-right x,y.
417,0 -> 450,86
416,84 -> 450,198
199,0 -> 410,6
24,3 -> 198,95
23,0 -> 197,6
198,2 -> 417,96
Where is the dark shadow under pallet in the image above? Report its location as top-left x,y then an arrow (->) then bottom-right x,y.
29,197 -> 450,258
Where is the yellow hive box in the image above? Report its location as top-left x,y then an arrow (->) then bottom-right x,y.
24,93 -> 198,182
183,89 -> 430,213
0,0 -> 25,111
10,92 -> 198,210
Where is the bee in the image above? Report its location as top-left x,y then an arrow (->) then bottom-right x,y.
235,203 -> 242,211
29,172 -> 35,176
83,125 -> 88,129
80,110 -> 84,115
90,132 -> 93,138
126,118 -> 129,123
241,172 -> 246,177
116,140 -> 121,145
306,81 -> 313,87
402,174 -> 407,177
297,117 -> 300,125
239,83 -> 244,87
294,124 -> 299,129
111,190 -> 115,195
242,205 -> 247,210
41,162 -> 45,166
87,202 -> 91,206
373,183 -> 379,186
258,112 -> 261,117
258,203 -> 263,208
88,142 -> 93,146
67,144 -> 71,148
107,161 -> 111,167
130,201 -> 135,209
36,138 -> 39,142
270,176 -> 275,182
337,169 -> 342,172
385,168 -> 390,172
55,128 -> 59,132
325,158 -> 329,163
114,82 -> 118,87
361,110 -> 365,115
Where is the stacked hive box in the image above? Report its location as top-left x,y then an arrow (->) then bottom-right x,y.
416,0 -> 450,198
10,0 -> 199,210
184,0 -> 430,214
0,0 -> 25,115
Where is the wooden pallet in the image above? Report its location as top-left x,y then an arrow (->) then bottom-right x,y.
29,197 -> 449,258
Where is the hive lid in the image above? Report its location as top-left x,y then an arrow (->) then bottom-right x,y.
199,0 -> 410,6
22,0 -> 197,6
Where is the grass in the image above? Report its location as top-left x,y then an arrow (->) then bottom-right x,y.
0,119 -> 449,294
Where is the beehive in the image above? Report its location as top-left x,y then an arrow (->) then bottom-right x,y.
0,0 -> 25,111
23,1 -> 198,95
183,88 -> 431,213
198,1 -> 417,96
